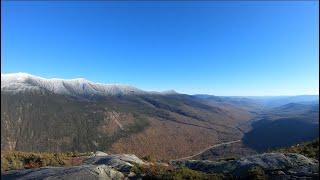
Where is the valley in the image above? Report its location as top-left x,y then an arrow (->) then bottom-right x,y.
1,73 -> 319,161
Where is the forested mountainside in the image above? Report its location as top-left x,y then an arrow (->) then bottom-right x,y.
1,90 -> 252,160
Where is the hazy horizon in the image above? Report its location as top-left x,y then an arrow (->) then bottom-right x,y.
2,1 -> 319,96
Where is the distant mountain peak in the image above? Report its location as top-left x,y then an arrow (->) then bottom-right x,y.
1,73 -> 177,96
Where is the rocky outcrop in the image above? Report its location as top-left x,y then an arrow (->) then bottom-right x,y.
1,152 -> 146,180
2,152 -> 318,180
171,153 -> 319,179
2,165 -> 124,180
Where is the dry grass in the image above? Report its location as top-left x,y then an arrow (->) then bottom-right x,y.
1,151 -> 91,172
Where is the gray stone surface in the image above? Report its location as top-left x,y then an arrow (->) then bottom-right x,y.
2,165 -> 124,180
171,153 -> 319,179
2,152 -> 318,180
95,151 -> 109,157
2,152 -> 148,180
84,154 -> 147,173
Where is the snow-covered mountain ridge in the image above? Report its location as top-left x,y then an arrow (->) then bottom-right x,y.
1,73 -> 177,96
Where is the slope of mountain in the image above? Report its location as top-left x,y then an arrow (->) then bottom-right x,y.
262,103 -> 319,119
1,73 -> 253,160
243,103 -> 319,151
191,141 -> 257,161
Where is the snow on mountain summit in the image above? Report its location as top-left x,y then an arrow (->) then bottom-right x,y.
1,73 -> 168,96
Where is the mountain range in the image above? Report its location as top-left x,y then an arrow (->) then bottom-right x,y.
1,73 -> 319,160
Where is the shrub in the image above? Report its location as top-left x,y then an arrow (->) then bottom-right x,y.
275,138 -> 319,159
244,166 -> 267,180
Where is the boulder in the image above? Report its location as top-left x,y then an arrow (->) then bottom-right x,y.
84,154 -> 147,174
95,151 -> 108,156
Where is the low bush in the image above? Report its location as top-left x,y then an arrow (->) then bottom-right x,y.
275,138 -> 319,159
132,164 -> 224,180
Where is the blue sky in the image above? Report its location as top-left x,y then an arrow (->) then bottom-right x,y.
1,1 -> 319,96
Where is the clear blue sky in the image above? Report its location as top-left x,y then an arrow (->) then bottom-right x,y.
1,1 -> 319,96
